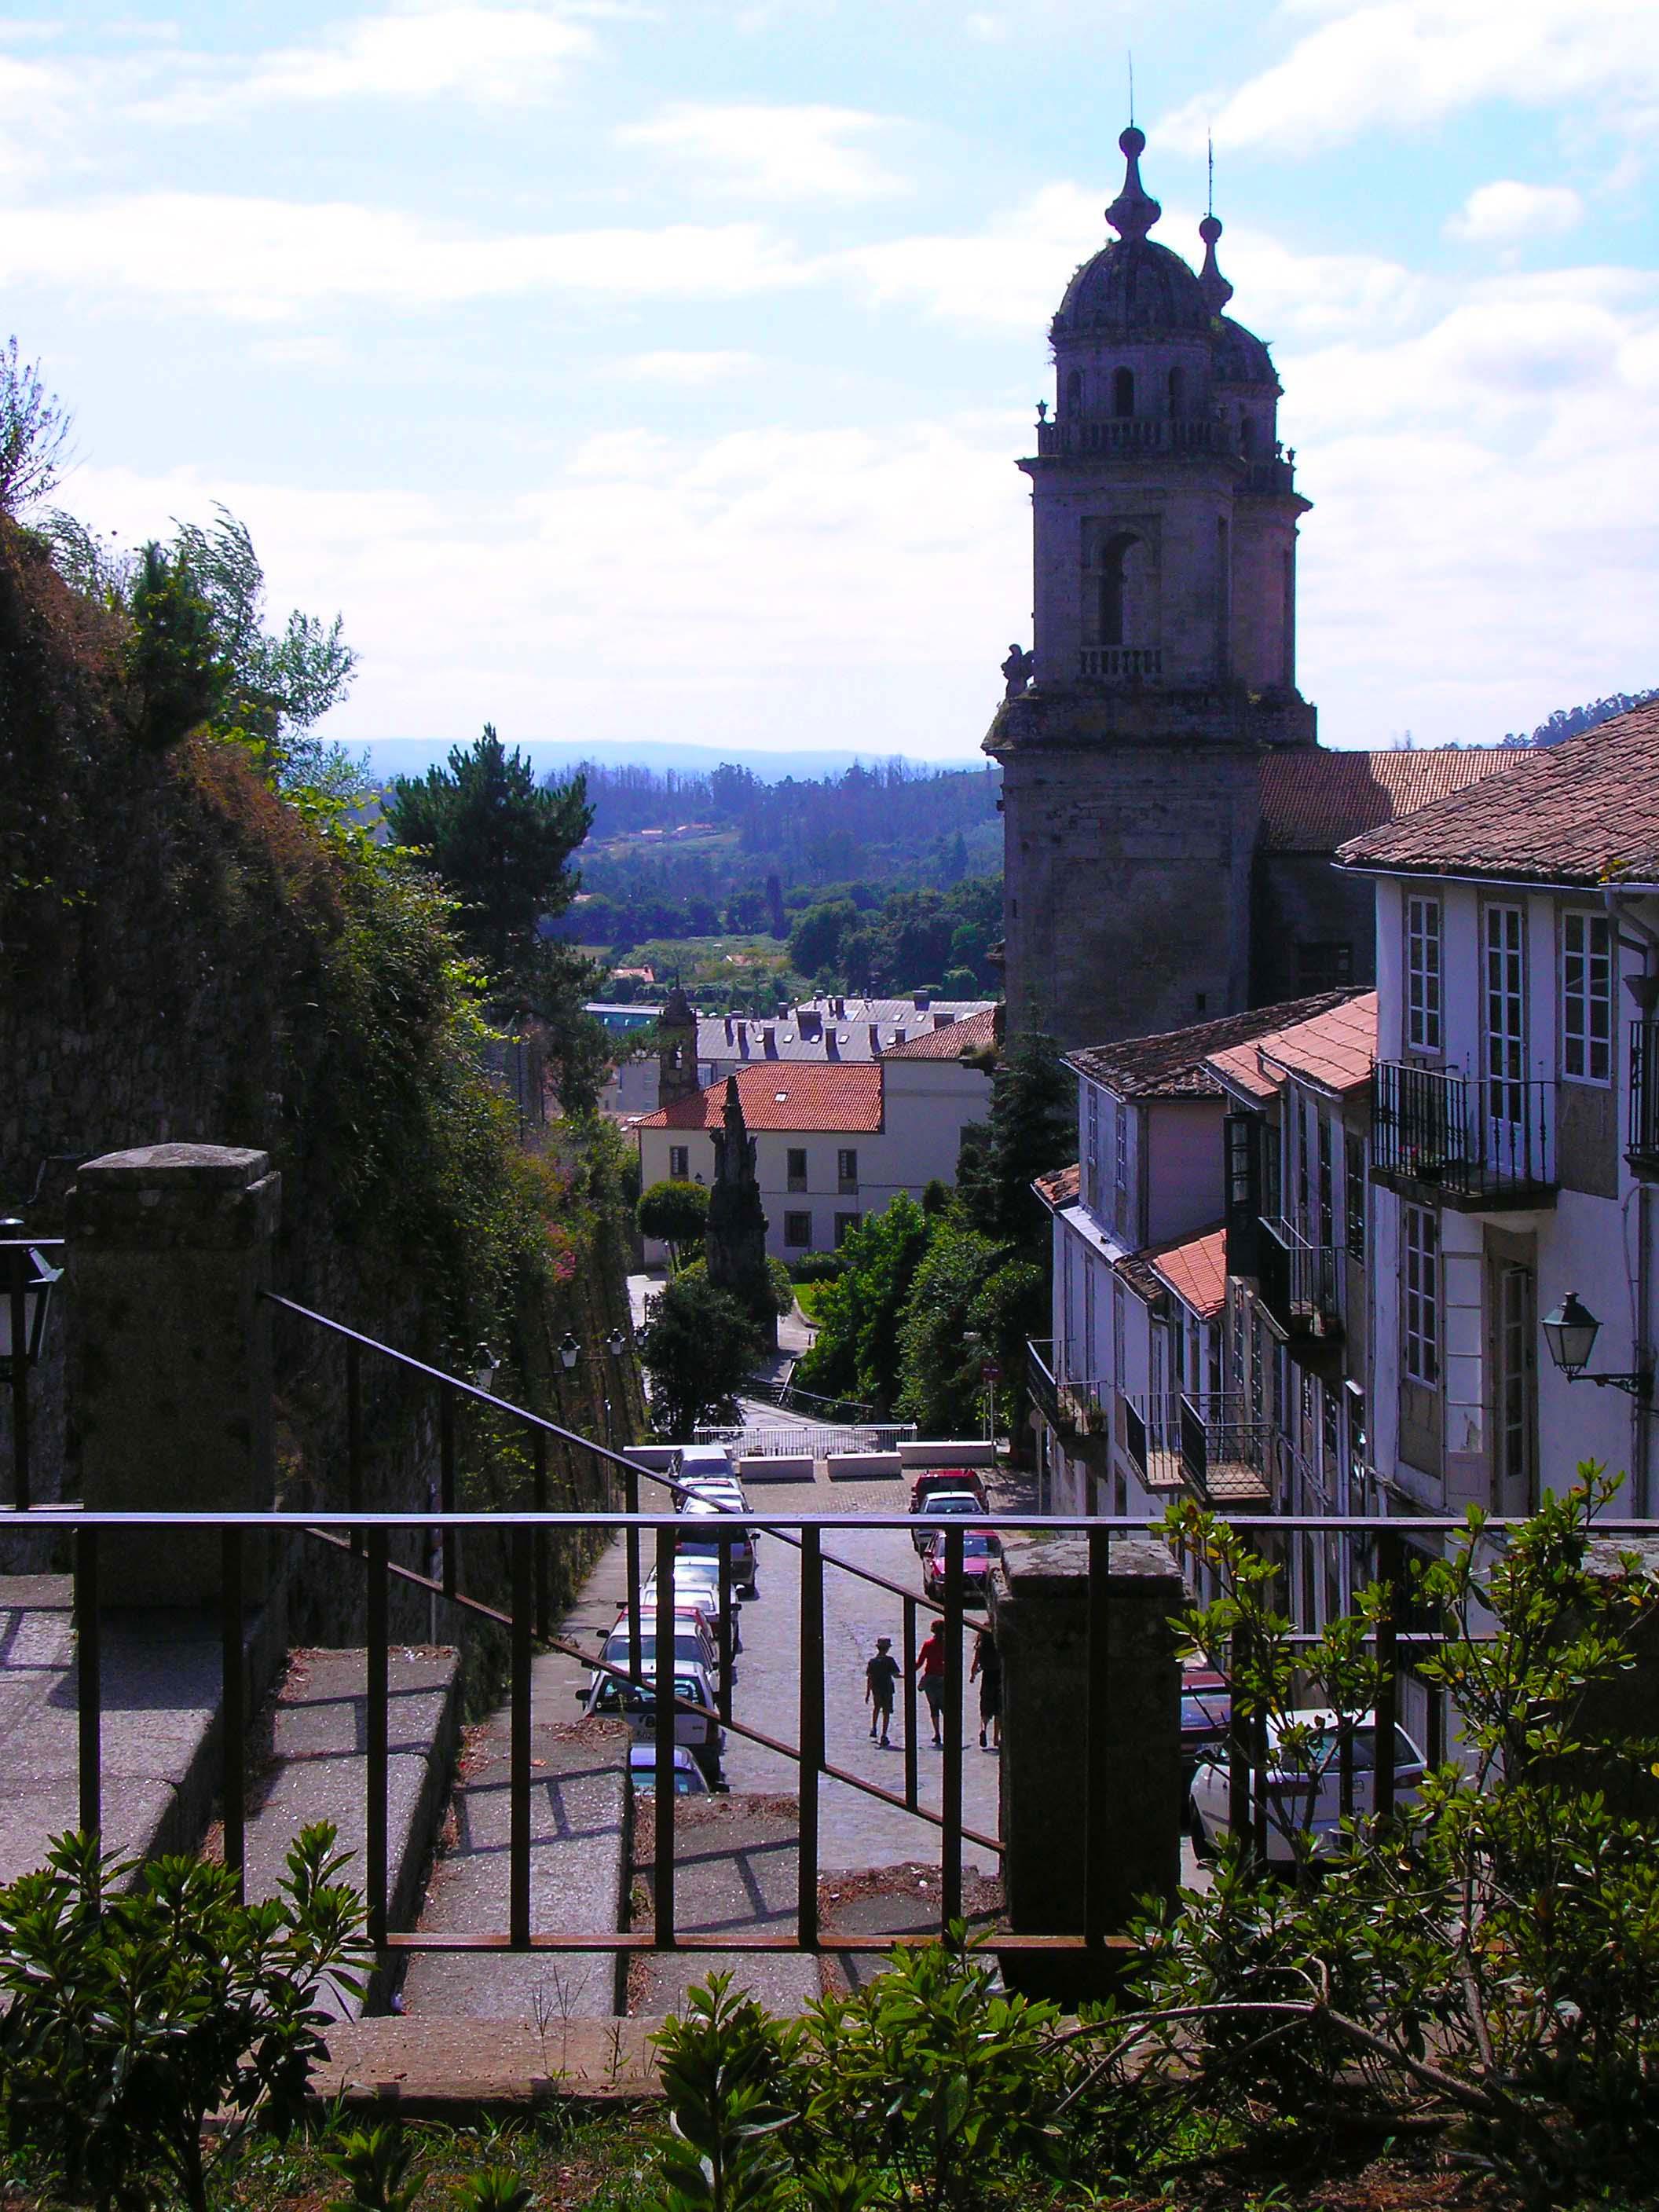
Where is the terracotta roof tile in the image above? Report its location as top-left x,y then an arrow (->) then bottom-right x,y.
1068,991 -> 1357,1100
1337,703 -> 1659,884
635,1064 -> 884,1134
1035,1163 -> 1081,1210
1207,991 -> 1377,1102
1259,746 -> 1525,855
1146,1224 -> 1229,1320
879,1007 -> 1001,1060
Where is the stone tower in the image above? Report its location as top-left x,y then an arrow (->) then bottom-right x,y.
705,1076 -> 776,1350
657,981 -> 700,1108
987,127 -> 1318,1049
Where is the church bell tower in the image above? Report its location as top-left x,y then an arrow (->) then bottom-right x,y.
987,127 -> 1317,1049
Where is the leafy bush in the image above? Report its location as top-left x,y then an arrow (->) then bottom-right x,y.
788,1251 -> 844,1285
0,1822 -> 368,2212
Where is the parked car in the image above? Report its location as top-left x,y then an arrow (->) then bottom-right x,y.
908,1467 -> 988,1516
643,1558 -> 742,1620
628,1743 -> 710,1796
675,1518 -> 759,1594
920,1528 -> 1001,1604
1188,1708 -> 1427,1862
584,1660 -> 725,1778
910,1489 -> 987,1555
1180,1668 -> 1232,1778
676,1443 -> 738,1485
577,1616 -> 725,1707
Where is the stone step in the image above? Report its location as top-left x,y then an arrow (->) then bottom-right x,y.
632,1792 -> 821,2017
245,1646 -> 461,2019
399,1714 -> 632,2023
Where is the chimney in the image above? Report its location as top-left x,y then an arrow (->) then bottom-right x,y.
914,991 -> 932,1013
826,1031 -> 840,1060
763,1026 -> 777,1057
868,1024 -> 881,1053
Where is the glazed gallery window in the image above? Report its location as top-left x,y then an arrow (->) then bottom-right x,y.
668,1145 -> 689,1179
1086,1086 -> 1101,1213
1405,895 -> 1442,1054
1562,910 -> 1612,1084
837,1149 -> 859,1191
786,1146 -> 808,1190
1402,1204 -> 1440,1386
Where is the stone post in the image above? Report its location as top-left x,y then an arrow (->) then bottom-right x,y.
67,1144 -> 280,1606
991,1529 -> 1183,1996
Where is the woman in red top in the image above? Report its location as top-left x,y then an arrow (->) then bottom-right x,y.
915,1618 -> 947,1746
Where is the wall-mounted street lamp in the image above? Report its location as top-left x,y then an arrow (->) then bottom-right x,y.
559,1327 -> 630,1372
472,1342 -> 500,1394
1541,1291 -> 1653,1402
1,1218 -> 64,1514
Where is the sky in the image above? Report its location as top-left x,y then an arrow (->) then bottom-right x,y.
4,0 -> 1657,765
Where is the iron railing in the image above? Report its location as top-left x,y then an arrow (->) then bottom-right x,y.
1258,1217 -> 1345,1342
698,1423 -> 917,1457
1,1234 -> 64,1512
1122,1390 -> 1277,1505
1026,1339 -> 1111,1439
1371,1061 -> 1555,1203
1629,1022 -> 1659,1170
21,1495 -> 1657,1961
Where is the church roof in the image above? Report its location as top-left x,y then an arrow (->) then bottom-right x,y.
636,1062 -> 884,1134
1068,991 -> 1357,1101
1336,701 -> 1659,885
1258,746 -> 1527,856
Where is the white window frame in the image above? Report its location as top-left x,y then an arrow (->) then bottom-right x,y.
1484,903 -> 1527,1126
1405,895 -> 1442,1055
1113,1097 -> 1129,1193
1561,909 -> 1613,1086
1402,1204 -> 1440,1386
1086,1086 -> 1101,1213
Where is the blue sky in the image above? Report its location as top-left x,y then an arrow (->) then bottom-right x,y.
5,0 -> 1657,763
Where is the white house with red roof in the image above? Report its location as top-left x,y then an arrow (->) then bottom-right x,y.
633,1010 -> 997,1263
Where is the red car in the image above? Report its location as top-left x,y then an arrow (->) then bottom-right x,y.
921,1528 -> 1001,1605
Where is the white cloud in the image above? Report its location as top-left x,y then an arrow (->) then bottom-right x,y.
1445,179 -> 1584,244
619,349 -> 764,383
136,2 -> 597,119
1162,0 -> 1659,154
618,102 -> 906,201
0,193 -> 805,318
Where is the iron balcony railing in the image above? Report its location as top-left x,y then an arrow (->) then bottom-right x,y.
1026,1339 -> 1111,1439
1122,1390 -> 1278,1506
1371,1060 -> 1555,1204
1258,1217 -> 1345,1342
1629,1021 -> 1659,1172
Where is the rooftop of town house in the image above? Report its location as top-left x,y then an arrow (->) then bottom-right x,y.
1034,1163 -> 1082,1211
1335,702 -> 1659,884
635,1061 -> 885,1134
1146,1223 -> 1229,1320
877,1006 -> 1001,1061
1258,745 -> 1527,856
1068,991 -> 1357,1101
1206,990 -> 1378,1104
694,996 -> 996,1067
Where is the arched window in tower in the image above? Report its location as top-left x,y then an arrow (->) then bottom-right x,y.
1113,367 -> 1135,419
1167,366 -> 1185,416
1065,368 -> 1083,416
1095,530 -> 1150,649
1240,415 -> 1256,456
1215,516 -> 1231,680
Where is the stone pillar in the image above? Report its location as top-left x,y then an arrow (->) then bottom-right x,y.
67,1144 -> 280,1606
991,1530 -> 1183,1994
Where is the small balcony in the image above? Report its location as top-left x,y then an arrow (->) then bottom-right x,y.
1628,1022 -> 1659,1178
1026,1339 -> 1112,1458
1257,1217 -> 1345,1365
1371,1061 -> 1556,1211
1123,1391 -> 1276,1508
1076,645 -> 1163,679
1034,415 -> 1237,460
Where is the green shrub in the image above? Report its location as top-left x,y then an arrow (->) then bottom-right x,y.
789,1252 -> 845,1285
0,1822 -> 368,2212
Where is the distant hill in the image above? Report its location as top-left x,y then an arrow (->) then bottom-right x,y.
363,738 -> 983,785
1502,688 -> 1659,747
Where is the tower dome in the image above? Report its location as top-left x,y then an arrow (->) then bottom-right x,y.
1051,129 -> 1212,340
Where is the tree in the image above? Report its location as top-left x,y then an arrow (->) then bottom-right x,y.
0,337 -> 73,513
385,726 -> 594,983
958,1027 -> 1075,1243
894,1216 -> 1042,1437
638,1177 -> 709,1270
124,541 -> 230,752
788,899 -> 857,977
639,1274 -> 760,1437
793,1194 -> 930,1414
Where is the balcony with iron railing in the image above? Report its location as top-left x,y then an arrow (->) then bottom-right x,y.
1122,1390 -> 1277,1508
1026,1339 -> 1111,1454
1257,1217 -> 1346,1364
1628,1021 -> 1659,1178
1371,1061 -> 1556,1210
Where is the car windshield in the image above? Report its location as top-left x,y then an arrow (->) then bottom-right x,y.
597,1677 -> 703,1712
925,1496 -> 980,1515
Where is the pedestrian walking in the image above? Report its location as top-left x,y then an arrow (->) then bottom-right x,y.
970,1626 -> 1002,1750
864,1635 -> 900,1745
916,1617 -> 947,1746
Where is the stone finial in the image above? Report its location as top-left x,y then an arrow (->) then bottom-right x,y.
1198,211 -> 1234,313
1105,125 -> 1161,244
